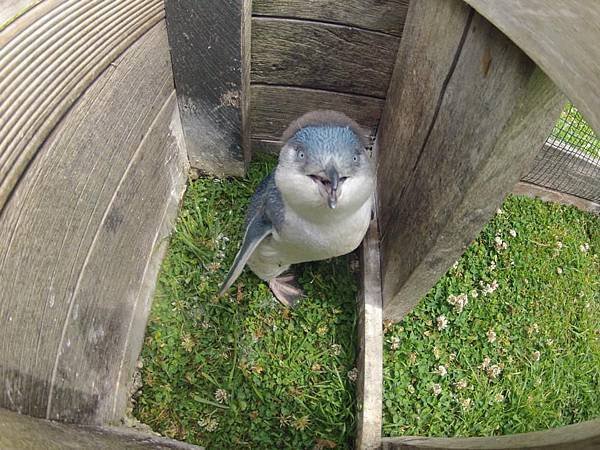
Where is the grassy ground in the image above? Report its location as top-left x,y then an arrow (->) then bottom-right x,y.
133,155 -> 360,449
551,103 -> 600,158
134,155 -> 599,447
383,195 -> 600,437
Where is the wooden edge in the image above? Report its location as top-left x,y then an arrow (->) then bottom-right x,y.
356,202 -> 383,450
512,181 -> 600,214
0,407 -> 203,449
381,419 -> 600,449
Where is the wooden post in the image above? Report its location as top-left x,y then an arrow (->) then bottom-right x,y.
463,0 -> 600,137
165,0 -> 251,177
375,0 -> 564,321
356,209 -> 383,450
381,418 -> 600,449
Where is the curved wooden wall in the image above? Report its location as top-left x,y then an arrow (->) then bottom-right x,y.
0,1 -> 187,425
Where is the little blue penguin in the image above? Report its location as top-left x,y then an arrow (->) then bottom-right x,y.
219,110 -> 375,306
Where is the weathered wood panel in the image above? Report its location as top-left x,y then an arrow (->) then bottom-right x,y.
165,0 -> 251,177
251,85 -> 383,143
463,0 -> 600,137
0,23 -> 188,424
251,17 -> 399,98
513,182 -> 600,215
0,0 -> 40,30
0,0 -> 164,212
252,0 -> 409,36
522,138 -> 600,204
0,407 -> 202,450
382,419 -> 600,449
375,0 -> 564,321
356,207 -> 383,450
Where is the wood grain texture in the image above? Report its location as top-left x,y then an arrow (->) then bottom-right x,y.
0,23 -> 188,424
356,207 -> 383,450
382,419 -> 600,449
251,17 -> 399,98
252,0 -> 409,36
463,0 -> 600,137
0,0 -> 164,212
376,0 -> 564,321
165,0 -> 251,177
251,85 -> 383,143
0,407 -> 202,449
513,181 -> 600,215
0,0 -> 41,30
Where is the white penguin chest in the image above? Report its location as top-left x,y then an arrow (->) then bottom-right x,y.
274,198 -> 372,263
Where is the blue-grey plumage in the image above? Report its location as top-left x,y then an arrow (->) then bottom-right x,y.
219,110 -> 375,306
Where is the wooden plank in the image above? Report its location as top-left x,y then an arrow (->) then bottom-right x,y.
355,208 -> 384,450
0,0 -> 164,212
252,0 -> 409,36
463,0 -> 600,137
382,419 -> 600,449
0,23 -> 188,424
251,17 -> 399,98
375,0 -> 564,321
522,139 -> 600,204
165,0 -> 251,177
0,0 -> 41,30
513,182 -> 600,215
251,85 -> 383,142
0,407 -> 202,450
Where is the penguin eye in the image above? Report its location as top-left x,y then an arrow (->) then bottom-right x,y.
297,150 -> 305,159
352,155 -> 358,162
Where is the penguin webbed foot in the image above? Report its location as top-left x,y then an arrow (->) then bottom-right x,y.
269,274 -> 304,308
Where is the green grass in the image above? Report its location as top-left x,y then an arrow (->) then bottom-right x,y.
134,153 -> 599,446
551,103 -> 600,158
133,155 -> 359,449
383,195 -> 600,437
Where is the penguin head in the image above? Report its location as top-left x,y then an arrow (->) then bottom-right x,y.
275,110 -> 375,214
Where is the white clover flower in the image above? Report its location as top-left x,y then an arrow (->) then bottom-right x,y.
556,267 -> 563,275
347,367 -> 359,382
494,393 -> 505,403
214,388 -> 228,403
556,241 -> 563,249
389,335 -> 401,350
579,243 -> 590,253
455,379 -> 468,390
331,343 -> 342,356
480,357 -> 491,369
435,365 -> 448,377
487,364 -> 502,379
436,315 -> 448,331
496,208 -> 503,215
532,350 -> 541,362
470,289 -> 479,298
447,293 -> 468,313
432,383 -> 442,396
199,416 -> 219,432
489,261 -> 497,271
407,384 -> 416,394
482,280 -> 499,296
460,397 -> 472,410
487,329 -> 497,343
509,229 -> 517,237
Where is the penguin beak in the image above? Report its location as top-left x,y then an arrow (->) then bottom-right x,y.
325,166 -> 339,209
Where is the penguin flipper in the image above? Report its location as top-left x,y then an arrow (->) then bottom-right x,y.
218,214 -> 272,296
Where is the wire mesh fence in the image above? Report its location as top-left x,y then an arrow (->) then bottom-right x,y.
522,103 -> 600,204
